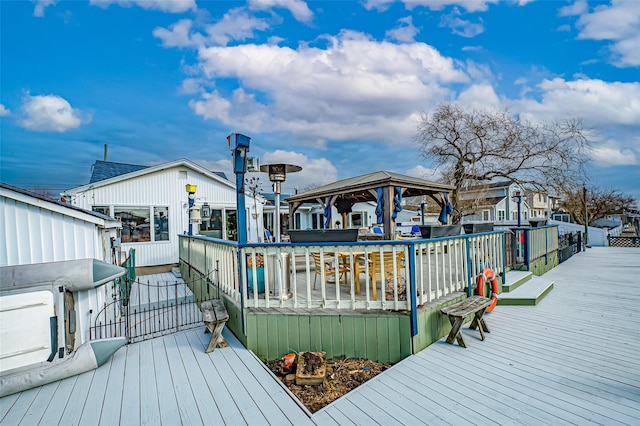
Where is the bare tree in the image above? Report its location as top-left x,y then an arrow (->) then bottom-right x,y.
416,103 -> 590,223
559,184 -> 637,226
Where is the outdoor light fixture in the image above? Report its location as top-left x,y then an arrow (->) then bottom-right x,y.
511,188 -> 526,227
228,133 -> 252,245
186,184 -> 199,235
259,163 -> 302,242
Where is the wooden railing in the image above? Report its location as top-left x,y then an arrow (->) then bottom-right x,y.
179,230 -> 506,312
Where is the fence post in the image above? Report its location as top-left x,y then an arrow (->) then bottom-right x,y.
502,231 -> 507,286
407,242 -> 418,337
524,229 -> 530,271
465,238 -> 472,297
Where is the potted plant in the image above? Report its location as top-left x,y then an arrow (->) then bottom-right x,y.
246,254 -> 265,293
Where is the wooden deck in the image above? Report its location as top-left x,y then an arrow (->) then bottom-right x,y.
2,247 -> 639,425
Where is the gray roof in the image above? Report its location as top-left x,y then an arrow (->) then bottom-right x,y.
285,170 -> 453,205
89,160 -> 228,184
0,182 -> 117,222
90,160 -> 148,183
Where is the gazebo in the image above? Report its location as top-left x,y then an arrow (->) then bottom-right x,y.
285,170 -> 454,240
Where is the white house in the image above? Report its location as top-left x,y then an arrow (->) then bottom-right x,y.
459,181 -> 531,224
61,159 -> 263,268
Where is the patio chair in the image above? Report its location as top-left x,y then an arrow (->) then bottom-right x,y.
365,251 -> 405,301
264,229 -> 274,242
311,252 -> 349,289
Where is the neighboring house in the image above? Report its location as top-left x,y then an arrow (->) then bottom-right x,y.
290,200 -> 379,231
525,189 -> 552,219
61,159 -> 263,268
1,183 -> 122,267
1,182 -> 123,345
459,181 -> 530,224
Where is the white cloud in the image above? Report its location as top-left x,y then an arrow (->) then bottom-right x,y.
568,0 -> 640,67
457,84 -> 501,109
90,0 -> 196,13
259,150 -> 338,191
188,31 -> 467,144
0,104 -> 10,116
404,165 -> 442,181
33,0 -> 56,17
386,16 -> 419,43
153,19 -> 200,48
248,0 -> 313,24
18,94 -> 88,132
154,9 -> 269,48
440,8 -> 485,38
195,159 -> 234,182
204,7 -> 270,46
402,0 -> 498,13
590,141 -> 639,167
558,0 -> 588,17
513,78 -> 640,127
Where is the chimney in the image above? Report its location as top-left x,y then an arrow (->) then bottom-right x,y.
104,144 -> 108,162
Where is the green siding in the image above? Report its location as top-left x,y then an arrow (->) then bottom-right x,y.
413,294 -> 467,353
529,251 -> 559,276
245,310 -> 410,363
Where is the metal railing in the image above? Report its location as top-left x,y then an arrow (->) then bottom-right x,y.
90,275 -> 203,343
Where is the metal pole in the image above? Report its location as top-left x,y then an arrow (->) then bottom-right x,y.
274,181 -> 281,243
583,182 -> 589,247
188,195 -> 194,236
236,172 -> 247,245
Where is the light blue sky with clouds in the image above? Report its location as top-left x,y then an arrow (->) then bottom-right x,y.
1,0 -> 639,205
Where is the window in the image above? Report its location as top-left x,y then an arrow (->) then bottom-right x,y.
154,207 -> 169,241
295,212 -> 302,229
116,207 -> 151,243
350,211 -> 368,228
482,210 -> 490,221
92,206 -> 110,216
511,211 -> 517,221
200,207 -> 223,239
115,206 -> 169,243
311,213 -> 324,229
498,210 -> 505,221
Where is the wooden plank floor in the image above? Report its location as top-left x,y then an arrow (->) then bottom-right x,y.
0,327 -> 313,426
2,247 -> 639,425
316,247 -> 640,425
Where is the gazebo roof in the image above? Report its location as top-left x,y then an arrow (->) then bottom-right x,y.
285,170 -> 453,205
285,171 -> 453,240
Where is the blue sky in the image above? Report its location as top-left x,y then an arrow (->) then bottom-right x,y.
1,0 -> 639,205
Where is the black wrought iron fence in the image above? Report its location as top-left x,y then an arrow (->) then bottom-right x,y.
558,231 -> 582,263
90,276 -> 203,344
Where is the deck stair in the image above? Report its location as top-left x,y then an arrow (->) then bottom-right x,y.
498,272 -> 554,306
501,270 -> 532,293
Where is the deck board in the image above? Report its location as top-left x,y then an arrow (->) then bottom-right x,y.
319,247 -> 640,424
2,247 -> 639,425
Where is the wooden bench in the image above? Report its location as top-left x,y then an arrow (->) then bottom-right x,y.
201,300 -> 229,353
440,295 -> 492,348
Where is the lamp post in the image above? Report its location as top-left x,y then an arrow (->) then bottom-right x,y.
583,182 -> 589,248
512,190 -> 525,227
228,133 -> 251,244
186,184 -> 198,235
259,163 -> 302,242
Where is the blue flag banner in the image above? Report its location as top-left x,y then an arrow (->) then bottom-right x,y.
324,195 -> 332,228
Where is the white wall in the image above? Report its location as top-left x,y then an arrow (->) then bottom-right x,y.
548,219 -> 613,246
67,165 -> 262,266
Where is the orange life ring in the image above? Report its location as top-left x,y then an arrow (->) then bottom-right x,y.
476,267 -> 499,312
